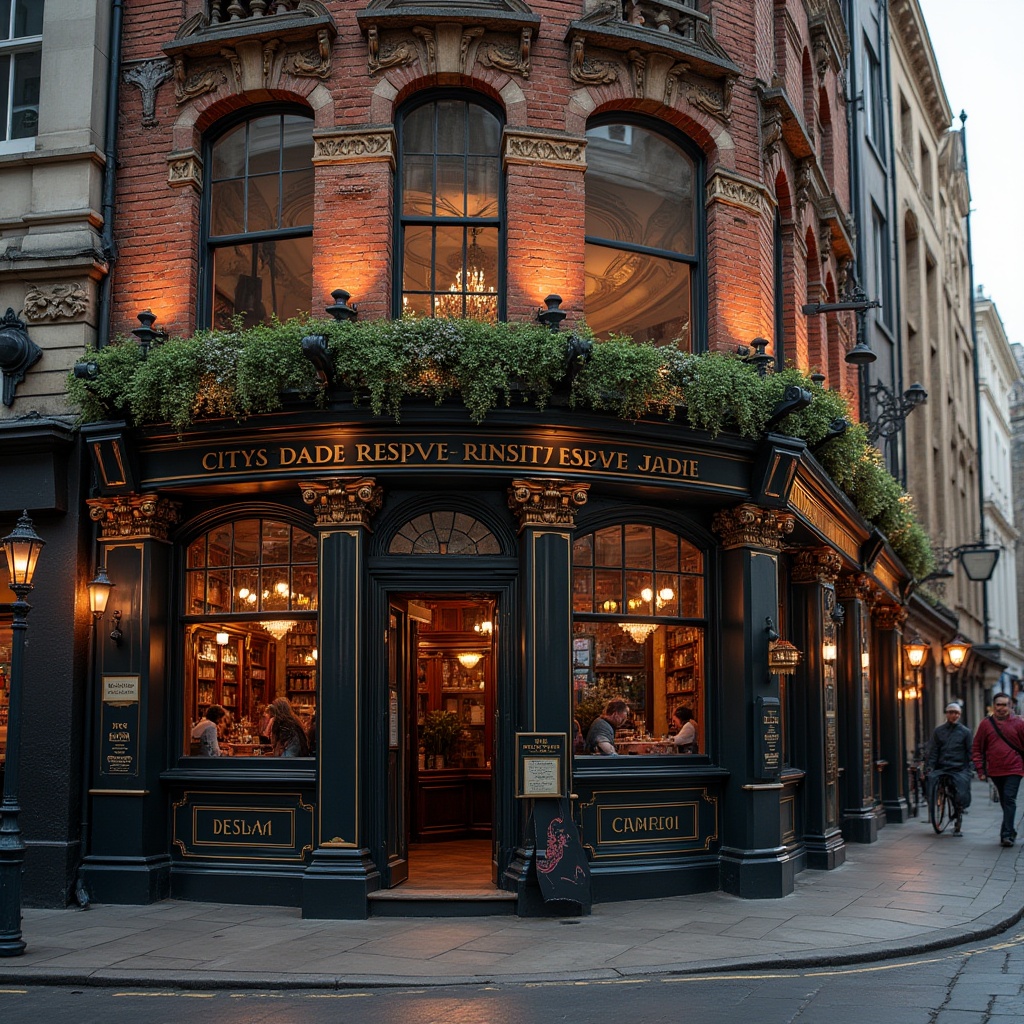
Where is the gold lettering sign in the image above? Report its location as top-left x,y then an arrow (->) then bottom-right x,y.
597,802 -> 697,845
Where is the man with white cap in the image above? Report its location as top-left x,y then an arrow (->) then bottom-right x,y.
925,701 -> 973,834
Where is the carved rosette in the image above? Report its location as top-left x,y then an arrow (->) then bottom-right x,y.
790,547 -> 844,585
87,494 -> 182,541
507,479 -> 589,530
711,503 -> 795,551
312,129 -> 396,168
167,151 -> 203,190
872,602 -> 908,631
300,478 -> 383,528
22,283 -> 88,322
502,130 -> 586,171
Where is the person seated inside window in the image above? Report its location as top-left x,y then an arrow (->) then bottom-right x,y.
191,704 -> 229,756
671,705 -> 698,754
586,699 -> 630,755
262,697 -> 311,757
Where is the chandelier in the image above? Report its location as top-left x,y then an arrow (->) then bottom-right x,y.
457,652 -> 483,669
435,229 -> 497,322
260,620 -> 296,641
619,622 -> 658,644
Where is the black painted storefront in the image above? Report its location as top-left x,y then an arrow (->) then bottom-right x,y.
61,402 -> 911,916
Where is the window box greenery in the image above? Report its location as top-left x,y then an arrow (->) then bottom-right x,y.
66,316 -> 934,580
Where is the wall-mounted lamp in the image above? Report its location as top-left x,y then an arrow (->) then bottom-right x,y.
865,381 -> 927,443
215,631 -> 230,646
325,288 -> 358,322
765,618 -> 801,676
926,542 -> 1002,584
109,609 -> 123,647
537,294 -> 566,332
802,285 -> 881,366
822,641 -> 838,664
87,566 -> 115,618
904,635 -> 929,670
132,309 -> 166,359
943,634 -> 971,670
457,652 -> 482,669
861,651 -> 870,671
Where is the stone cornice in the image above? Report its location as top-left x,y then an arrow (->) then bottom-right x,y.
890,0 -> 953,137
87,493 -> 182,541
300,477 -> 384,528
507,478 -> 589,530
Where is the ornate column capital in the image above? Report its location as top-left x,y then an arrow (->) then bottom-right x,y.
711,503 -> 795,551
300,477 -> 383,528
835,572 -> 877,604
87,493 -> 182,540
507,478 -> 589,530
790,547 -> 844,585
872,602 -> 908,631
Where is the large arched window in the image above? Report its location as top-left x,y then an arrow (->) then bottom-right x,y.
182,517 -> 318,758
572,523 -> 707,755
585,120 -> 701,348
202,110 -> 314,328
397,95 -> 503,321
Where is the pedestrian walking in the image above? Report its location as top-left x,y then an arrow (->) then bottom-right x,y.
972,694 -> 1024,846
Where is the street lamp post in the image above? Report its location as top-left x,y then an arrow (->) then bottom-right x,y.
0,510 -> 45,957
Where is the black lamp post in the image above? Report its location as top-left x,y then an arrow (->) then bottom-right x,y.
0,510 -> 45,957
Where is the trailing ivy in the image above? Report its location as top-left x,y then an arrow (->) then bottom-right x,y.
65,317 -> 934,578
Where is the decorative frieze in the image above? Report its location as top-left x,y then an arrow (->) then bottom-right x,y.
502,130 -> 586,171
711,503 -> 795,551
507,479 -> 589,529
87,494 -> 182,541
22,282 -> 88,321
300,478 -> 384,528
313,129 -> 396,167
172,56 -> 227,104
167,151 -> 203,190
123,59 -> 174,127
705,170 -> 772,218
790,547 -> 844,585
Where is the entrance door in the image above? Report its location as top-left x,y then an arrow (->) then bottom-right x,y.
385,603 -> 408,885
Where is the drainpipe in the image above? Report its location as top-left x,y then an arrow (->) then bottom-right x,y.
95,0 -> 124,350
960,112 -> 990,647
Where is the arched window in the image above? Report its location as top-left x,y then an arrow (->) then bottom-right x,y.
396,95 -> 503,321
572,523 -> 707,754
182,517 -> 318,758
202,110 -> 314,328
388,511 -> 500,555
585,120 -> 701,348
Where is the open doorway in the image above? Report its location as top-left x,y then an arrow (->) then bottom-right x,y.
401,594 -> 496,892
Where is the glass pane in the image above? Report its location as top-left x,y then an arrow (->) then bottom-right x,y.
624,571 -> 652,611
247,173 -> 279,233
573,567 -> 593,613
585,243 -> 691,347
595,570 -> 622,614
212,124 -> 246,179
403,103 -> 434,153
0,55 -> 8,138
207,568 -> 230,613
680,541 -> 702,574
403,154 -> 434,216
654,528 -> 679,572
186,569 -> 205,613
210,179 -> 245,237
433,223 -> 466,316
623,524 -> 652,568
654,575 -> 678,617
11,50 -> 39,139
248,116 -> 282,176
281,115 -> 313,171
262,521 -> 290,563
586,125 -> 695,252
261,568 -> 290,610
403,292 -> 432,318
187,537 -> 206,569
280,168 -> 313,228
232,569 -> 260,612
594,526 -> 621,567
232,520 -> 259,565
572,533 -> 593,566
467,103 -> 501,154
293,529 -> 317,563
261,235 -> 312,321
212,245 -> 257,328
466,156 -> 499,218
207,524 -> 232,567
0,2 -> 8,40
14,0 -> 42,36
677,576 -> 703,617
436,155 -> 466,217
293,568 -> 317,610
435,101 -> 466,154
402,226 -> 433,293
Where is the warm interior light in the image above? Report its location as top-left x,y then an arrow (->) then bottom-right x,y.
904,635 -> 929,669
87,565 -> 115,617
275,581 -> 290,597
238,587 -> 250,600
435,228 -> 497,322
640,586 -> 654,603
944,635 -> 970,669
822,641 -> 837,664
601,599 -> 619,613
768,638 -> 802,676
861,651 -> 870,671
215,631 -> 230,646
474,620 -> 493,635
2,510 -> 45,589
260,620 -> 296,641
619,622 -> 657,644
457,652 -> 482,669
658,587 -> 675,603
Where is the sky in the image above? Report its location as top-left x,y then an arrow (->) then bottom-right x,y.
917,0 -> 1024,345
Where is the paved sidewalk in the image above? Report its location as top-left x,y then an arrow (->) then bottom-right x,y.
1,780 -> 1022,989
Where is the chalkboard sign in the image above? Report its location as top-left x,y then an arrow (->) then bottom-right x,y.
755,696 -> 782,779
532,796 -> 591,909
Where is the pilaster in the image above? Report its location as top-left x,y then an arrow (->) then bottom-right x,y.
873,601 -> 910,823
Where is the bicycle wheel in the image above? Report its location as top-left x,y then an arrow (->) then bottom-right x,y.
930,775 -> 954,834
906,766 -> 919,818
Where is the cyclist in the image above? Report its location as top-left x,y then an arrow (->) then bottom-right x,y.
925,702 -> 973,835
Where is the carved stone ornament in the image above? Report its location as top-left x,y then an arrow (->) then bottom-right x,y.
283,26 -> 333,78
300,477 -> 384,528
790,547 -> 844,585
502,130 -> 586,170
835,572 -> 876,605
479,27 -> 533,77
711,503 -> 795,551
568,34 -> 619,86
167,151 -> 203,190
794,157 -> 813,220
507,478 -> 589,529
22,282 -> 88,321
312,129 -> 395,167
0,308 -> 42,407
123,59 -> 174,127
87,493 -> 182,541
172,55 -> 227,104
872,602 -> 908,631
367,25 -> 417,74
705,170 -> 771,218
761,106 -> 783,166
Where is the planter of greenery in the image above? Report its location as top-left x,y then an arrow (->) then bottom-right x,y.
420,710 -> 461,769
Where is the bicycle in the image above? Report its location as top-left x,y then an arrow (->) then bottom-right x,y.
906,758 -> 925,818
928,771 -> 964,835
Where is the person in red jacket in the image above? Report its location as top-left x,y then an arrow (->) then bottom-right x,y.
972,693 -> 1024,846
